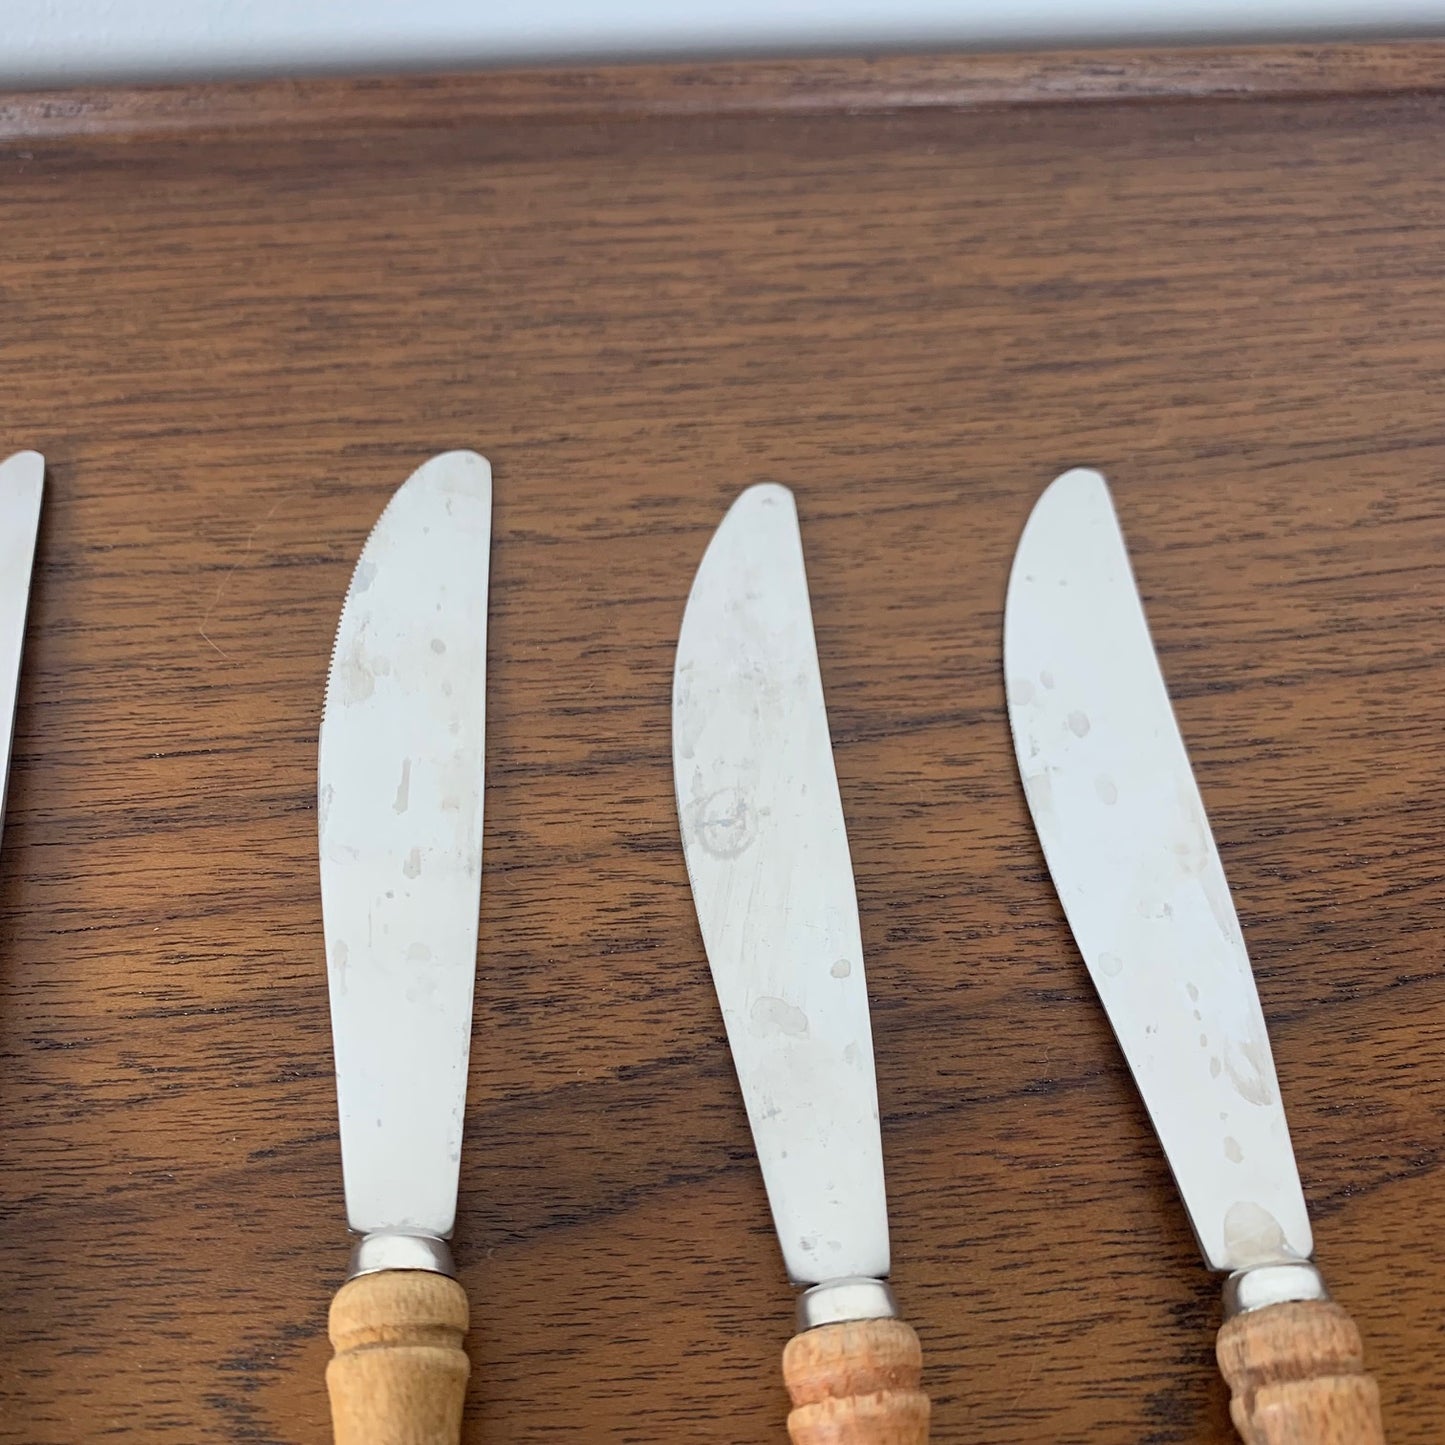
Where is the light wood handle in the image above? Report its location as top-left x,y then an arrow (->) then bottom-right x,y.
1216,1298 -> 1384,1444
327,1269 -> 470,1445
783,1317 -> 929,1444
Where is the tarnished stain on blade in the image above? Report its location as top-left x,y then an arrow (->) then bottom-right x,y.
673,483 -> 889,1286
1004,468 -> 1311,1273
0,451 -> 44,850
319,450 -> 491,1239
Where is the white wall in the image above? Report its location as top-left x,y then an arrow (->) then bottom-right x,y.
4,0 -> 1444,88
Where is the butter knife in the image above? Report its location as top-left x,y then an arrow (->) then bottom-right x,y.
1,450 -> 43,854
319,450 -> 492,1445
1005,468 -> 1385,1443
673,484 -> 929,1444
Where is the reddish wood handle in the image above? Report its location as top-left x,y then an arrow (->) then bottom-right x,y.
1216,1298 -> 1384,1444
327,1269 -> 470,1445
783,1317 -> 929,1444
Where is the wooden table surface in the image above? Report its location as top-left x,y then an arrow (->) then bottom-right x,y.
1,43 -> 1443,1444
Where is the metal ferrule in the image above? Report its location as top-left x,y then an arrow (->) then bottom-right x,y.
1222,1260 -> 1329,1319
347,1231 -> 456,1281
796,1276 -> 898,1332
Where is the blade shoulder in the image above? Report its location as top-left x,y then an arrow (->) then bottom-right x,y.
319,450 -> 492,1239
673,484 -> 889,1285
1004,468 -> 1311,1272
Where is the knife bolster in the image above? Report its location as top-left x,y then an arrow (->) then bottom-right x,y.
783,1316 -> 930,1444
797,1277 -> 898,1331
1216,1297 -> 1385,1445
327,1268 -> 470,1445
348,1229 -> 456,1280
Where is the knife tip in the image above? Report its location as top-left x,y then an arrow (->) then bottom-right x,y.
398,450 -> 492,509
2,448 -> 45,482
735,480 -> 794,510
1043,464 -> 1108,502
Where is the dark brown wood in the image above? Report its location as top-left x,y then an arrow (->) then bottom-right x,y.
0,46 -> 1442,1444
3,41 -> 1445,142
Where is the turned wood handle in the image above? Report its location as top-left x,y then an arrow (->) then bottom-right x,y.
1216,1298 -> 1384,1444
327,1269 -> 470,1445
783,1317 -> 929,1444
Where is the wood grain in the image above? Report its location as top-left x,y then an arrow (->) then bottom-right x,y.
2,42 -> 1445,143
0,47 -> 1442,1443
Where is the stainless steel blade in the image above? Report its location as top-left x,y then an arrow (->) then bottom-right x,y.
673,484 -> 888,1286
0,451 -> 44,851
1004,468 -> 1311,1273
319,450 -> 491,1241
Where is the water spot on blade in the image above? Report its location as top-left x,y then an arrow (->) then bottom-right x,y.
1023,769 -> 1053,818
393,759 -> 411,814
1224,1201 -> 1288,1264
1009,677 -> 1035,706
750,996 -> 809,1038
831,958 -> 852,979
352,560 -> 377,593
1202,868 -> 1238,944
1039,669 -> 1055,690
1225,1038 -> 1276,1106
403,847 -> 422,879
1224,1137 -> 1243,1164
686,787 -> 755,859
319,783 -> 335,830
431,638 -> 446,654
843,1042 -> 860,1067
1067,710 -> 1091,738
1210,1056 -> 1223,1078
336,645 -> 376,703
1095,773 -> 1118,805
1098,951 -> 1123,978
1187,983 -> 1200,1002
672,684 -> 703,762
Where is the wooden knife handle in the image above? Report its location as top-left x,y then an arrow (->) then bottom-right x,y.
783,1317 -> 929,1444
1216,1298 -> 1384,1444
327,1269 -> 470,1445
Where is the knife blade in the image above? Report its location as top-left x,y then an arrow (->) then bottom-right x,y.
0,450 -> 44,856
318,450 -> 491,1445
1005,468 -> 1384,1442
673,484 -> 929,1445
